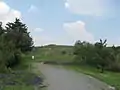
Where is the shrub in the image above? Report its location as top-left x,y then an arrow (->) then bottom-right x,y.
61,50 -> 67,55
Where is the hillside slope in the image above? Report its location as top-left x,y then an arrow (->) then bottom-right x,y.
31,45 -> 74,62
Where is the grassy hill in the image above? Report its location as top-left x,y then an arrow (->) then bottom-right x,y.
29,45 -> 74,62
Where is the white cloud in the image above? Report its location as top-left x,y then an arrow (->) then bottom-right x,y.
31,21 -> 94,46
28,5 -> 38,13
0,1 -> 10,15
33,36 -> 52,46
63,21 -> 94,42
34,28 -> 43,32
65,0 -> 114,16
30,26 -> 120,46
33,36 -> 66,46
31,27 -> 71,46
65,2 -> 69,8
0,1 -> 21,26
33,36 -> 71,46
30,28 -> 51,46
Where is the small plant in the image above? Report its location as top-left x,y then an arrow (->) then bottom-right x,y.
61,50 -> 67,55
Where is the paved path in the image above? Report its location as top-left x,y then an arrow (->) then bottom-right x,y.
35,64 -> 110,90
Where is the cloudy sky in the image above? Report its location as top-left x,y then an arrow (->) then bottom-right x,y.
0,0 -> 120,46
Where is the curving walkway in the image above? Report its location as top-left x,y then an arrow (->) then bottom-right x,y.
35,63 -> 110,90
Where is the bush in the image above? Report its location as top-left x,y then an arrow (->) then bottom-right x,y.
6,51 -> 22,68
61,50 -> 67,55
108,63 -> 120,72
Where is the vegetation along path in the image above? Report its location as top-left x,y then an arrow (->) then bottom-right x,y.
34,63 -> 111,90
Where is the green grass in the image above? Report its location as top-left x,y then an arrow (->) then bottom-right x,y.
0,71 -> 43,90
66,65 -> 120,90
3,86 -> 47,90
0,53 -> 44,90
29,45 -> 74,62
3,86 -> 34,90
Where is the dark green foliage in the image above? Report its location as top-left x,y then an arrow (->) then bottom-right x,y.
0,18 -> 33,73
62,50 -> 67,55
5,18 -> 33,52
0,22 -> 4,35
74,39 -> 120,72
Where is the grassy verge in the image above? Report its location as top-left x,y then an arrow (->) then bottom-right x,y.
66,65 -> 120,90
0,54 -> 44,90
3,86 -> 47,90
3,86 -> 34,90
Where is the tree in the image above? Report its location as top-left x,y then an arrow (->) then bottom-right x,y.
74,40 -> 82,55
94,39 -> 109,73
108,46 -> 120,72
74,39 -> 120,72
5,18 -> 33,53
74,40 -> 95,64
0,22 -> 4,35
0,19 -> 34,72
